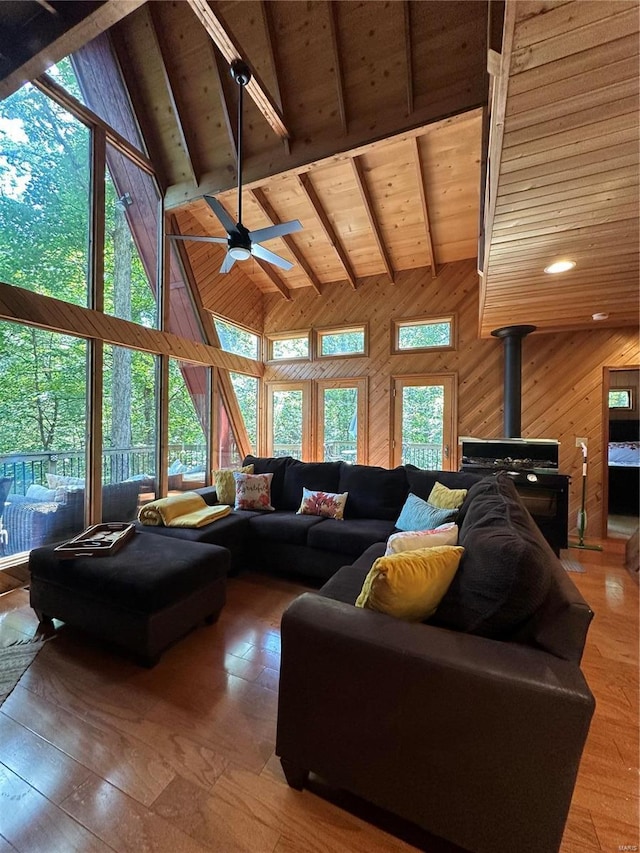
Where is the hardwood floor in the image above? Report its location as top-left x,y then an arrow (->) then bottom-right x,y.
0,554 -> 637,853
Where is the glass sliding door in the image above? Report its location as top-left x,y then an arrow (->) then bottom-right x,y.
266,382 -> 312,460
392,375 -> 456,470
317,379 -> 367,463
0,322 -> 88,556
103,345 -> 158,517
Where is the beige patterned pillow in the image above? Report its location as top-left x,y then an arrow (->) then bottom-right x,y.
213,464 -> 254,505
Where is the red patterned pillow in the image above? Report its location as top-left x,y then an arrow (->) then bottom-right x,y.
297,487 -> 348,520
233,472 -> 275,511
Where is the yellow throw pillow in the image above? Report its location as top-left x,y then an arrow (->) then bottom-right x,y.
213,464 -> 254,505
428,481 -> 467,510
355,546 -> 464,622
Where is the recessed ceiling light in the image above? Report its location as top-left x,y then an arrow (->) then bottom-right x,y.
544,260 -> 576,274
592,312 -> 609,321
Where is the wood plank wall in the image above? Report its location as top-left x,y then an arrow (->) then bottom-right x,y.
262,258 -> 640,537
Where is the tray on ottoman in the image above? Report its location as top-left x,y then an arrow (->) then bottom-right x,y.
54,522 -> 135,558
30,531 -> 230,666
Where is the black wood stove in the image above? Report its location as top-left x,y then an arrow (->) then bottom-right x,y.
459,326 -> 570,555
460,437 -> 570,555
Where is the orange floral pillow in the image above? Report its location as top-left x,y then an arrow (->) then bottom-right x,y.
297,487 -> 348,520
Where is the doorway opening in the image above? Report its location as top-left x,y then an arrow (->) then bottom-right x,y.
603,366 -> 640,542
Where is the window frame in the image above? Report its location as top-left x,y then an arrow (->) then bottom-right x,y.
265,329 -> 312,363
316,377 -> 368,464
316,324 -> 368,359
212,315 -> 262,361
391,314 -> 456,354
265,381 -> 313,460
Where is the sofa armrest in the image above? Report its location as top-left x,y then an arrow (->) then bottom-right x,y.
277,593 -> 594,853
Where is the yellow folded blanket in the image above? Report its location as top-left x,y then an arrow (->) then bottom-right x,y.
138,492 -> 232,528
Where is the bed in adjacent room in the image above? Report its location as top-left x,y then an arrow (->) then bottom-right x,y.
608,420 -> 640,516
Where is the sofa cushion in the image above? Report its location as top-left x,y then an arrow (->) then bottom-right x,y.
243,455 -> 293,509
135,510 -> 257,547
404,466 -> 483,502
307,517 -> 396,556
356,545 -> 465,621
281,460 -> 343,511
338,464 -> 408,520
430,475 -> 553,639
248,511 -> 326,545
317,545 -> 386,604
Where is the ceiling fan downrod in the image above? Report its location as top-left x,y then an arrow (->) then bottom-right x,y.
230,59 -> 251,229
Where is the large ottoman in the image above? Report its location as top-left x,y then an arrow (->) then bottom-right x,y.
29,531 -> 230,665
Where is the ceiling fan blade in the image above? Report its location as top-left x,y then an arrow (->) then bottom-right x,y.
204,195 -> 237,235
167,234 -> 227,244
251,243 -> 294,271
219,252 -> 236,273
248,220 -> 302,244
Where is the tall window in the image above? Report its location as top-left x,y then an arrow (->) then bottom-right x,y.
103,345 -> 158,515
0,74 -> 90,307
168,360 -> 210,490
103,149 -> 159,328
267,382 -> 312,460
230,373 -> 259,452
0,321 -> 88,556
317,379 -> 367,463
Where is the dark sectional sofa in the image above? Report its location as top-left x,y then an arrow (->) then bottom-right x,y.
137,454 -> 483,578
135,455 -> 595,853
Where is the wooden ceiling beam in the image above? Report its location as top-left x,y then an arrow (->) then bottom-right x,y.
404,1 -> 414,115
250,188 -> 322,294
187,0 -> 290,140
410,137 -> 437,276
297,173 -> 357,291
210,42 -> 238,156
260,0 -> 290,156
0,0 -> 146,100
146,3 -> 200,186
350,157 -> 395,285
255,258 -> 292,301
327,1 -> 348,135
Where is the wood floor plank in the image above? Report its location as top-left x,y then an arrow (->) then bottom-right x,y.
0,763 -> 112,853
558,803 -> 600,852
1,686 -> 175,807
61,775 -> 211,853
0,714 -> 95,805
151,775 -> 281,853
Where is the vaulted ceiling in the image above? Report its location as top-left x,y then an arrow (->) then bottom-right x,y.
1,0 -> 638,336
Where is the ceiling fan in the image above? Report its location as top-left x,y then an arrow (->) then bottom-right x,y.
169,59 -> 302,273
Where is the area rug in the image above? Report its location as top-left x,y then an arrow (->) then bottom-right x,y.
0,638 -> 48,708
560,557 -> 586,574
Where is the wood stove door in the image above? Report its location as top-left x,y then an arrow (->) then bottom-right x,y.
392,374 -> 456,470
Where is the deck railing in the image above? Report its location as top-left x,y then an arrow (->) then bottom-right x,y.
0,445 -> 205,496
272,442 -> 442,468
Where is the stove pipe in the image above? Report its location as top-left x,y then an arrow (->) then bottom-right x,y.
490,324 -> 536,438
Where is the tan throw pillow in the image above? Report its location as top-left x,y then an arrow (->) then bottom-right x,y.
428,481 -> 467,510
355,546 -> 464,622
385,523 -> 458,555
213,464 -> 254,505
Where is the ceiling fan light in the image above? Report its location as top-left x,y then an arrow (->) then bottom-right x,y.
229,246 -> 251,261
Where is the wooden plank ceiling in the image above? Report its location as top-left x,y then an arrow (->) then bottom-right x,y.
1,0 -> 638,335
481,0 -> 640,336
